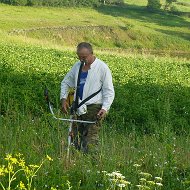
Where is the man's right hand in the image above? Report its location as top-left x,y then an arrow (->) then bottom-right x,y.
61,98 -> 69,114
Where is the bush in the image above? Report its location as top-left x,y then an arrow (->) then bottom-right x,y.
0,0 -> 125,6
0,0 -> 27,5
101,0 -> 124,5
0,0 -> 101,7
147,0 -> 161,11
67,0 -> 100,7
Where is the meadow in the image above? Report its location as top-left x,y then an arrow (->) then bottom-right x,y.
0,2 -> 190,56
0,1 -> 190,190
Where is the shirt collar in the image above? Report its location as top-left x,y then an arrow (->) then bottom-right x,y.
89,58 -> 97,69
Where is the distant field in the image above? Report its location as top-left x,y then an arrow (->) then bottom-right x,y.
0,3 -> 189,56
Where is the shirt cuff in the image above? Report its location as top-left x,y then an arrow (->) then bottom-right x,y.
101,106 -> 109,112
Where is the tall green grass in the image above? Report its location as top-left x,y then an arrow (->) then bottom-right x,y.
0,2 -> 190,190
0,42 -> 190,189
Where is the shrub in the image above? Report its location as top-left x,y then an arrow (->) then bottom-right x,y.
0,0 -> 125,6
0,0 -> 27,5
0,0 -> 101,7
101,0 -> 124,5
147,0 -> 161,11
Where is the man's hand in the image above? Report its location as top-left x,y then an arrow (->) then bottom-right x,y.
61,98 -> 69,114
97,109 -> 106,120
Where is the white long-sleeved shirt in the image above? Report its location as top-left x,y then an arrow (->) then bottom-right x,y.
60,58 -> 115,111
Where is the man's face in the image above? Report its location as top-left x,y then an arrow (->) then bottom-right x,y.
77,48 -> 93,64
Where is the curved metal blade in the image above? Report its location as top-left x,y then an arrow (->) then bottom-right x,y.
49,102 -> 96,124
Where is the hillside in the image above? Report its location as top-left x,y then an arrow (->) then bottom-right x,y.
0,2 -> 190,58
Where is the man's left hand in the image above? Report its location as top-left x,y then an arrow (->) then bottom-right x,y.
97,109 -> 106,120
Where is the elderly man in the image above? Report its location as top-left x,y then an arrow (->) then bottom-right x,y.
60,42 -> 114,154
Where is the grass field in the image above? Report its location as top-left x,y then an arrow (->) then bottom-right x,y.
0,2 -> 190,56
125,0 -> 190,12
0,1 -> 190,190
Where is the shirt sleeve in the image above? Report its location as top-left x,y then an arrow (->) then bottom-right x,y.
60,65 -> 76,100
101,66 -> 115,111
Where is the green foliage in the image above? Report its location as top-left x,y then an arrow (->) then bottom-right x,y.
0,0 -> 125,6
100,0 -> 124,5
166,0 -> 176,3
0,153 -> 165,190
165,0 -> 177,10
38,0 -> 100,7
1,0 -> 27,5
147,0 -> 161,11
0,123 -> 189,189
0,153 -> 53,190
0,3 -> 190,189
0,43 -> 190,134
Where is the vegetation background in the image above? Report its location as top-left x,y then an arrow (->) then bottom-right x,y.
0,0 -> 190,189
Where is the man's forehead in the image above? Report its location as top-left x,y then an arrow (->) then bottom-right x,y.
77,48 -> 91,55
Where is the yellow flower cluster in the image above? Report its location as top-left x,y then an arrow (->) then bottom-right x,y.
0,153 -> 53,190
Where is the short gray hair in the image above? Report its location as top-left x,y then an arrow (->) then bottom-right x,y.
77,42 -> 93,54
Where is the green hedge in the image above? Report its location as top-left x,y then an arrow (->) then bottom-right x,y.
0,0 -> 124,7
1,0 -> 27,5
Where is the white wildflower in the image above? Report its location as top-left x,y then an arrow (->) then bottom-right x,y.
147,180 -> 155,185
137,185 -> 142,187
117,183 -> 126,188
139,172 -> 152,178
133,164 -> 141,167
156,182 -> 163,186
140,178 -> 147,182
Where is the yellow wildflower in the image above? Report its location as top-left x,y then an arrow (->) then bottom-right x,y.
46,155 -> 53,161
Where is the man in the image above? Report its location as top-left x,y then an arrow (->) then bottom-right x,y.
60,42 -> 114,154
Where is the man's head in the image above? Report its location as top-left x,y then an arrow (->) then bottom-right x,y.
77,42 -> 94,64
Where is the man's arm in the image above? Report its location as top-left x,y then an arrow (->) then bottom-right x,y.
60,68 -> 75,113
98,66 -> 115,118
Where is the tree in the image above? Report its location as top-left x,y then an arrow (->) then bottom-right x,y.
147,0 -> 161,11
0,0 -> 28,5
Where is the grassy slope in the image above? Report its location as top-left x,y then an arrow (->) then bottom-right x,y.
0,3 -> 189,54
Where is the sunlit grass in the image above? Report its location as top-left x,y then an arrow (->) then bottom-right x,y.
0,3 -> 189,53
0,41 -> 190,189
